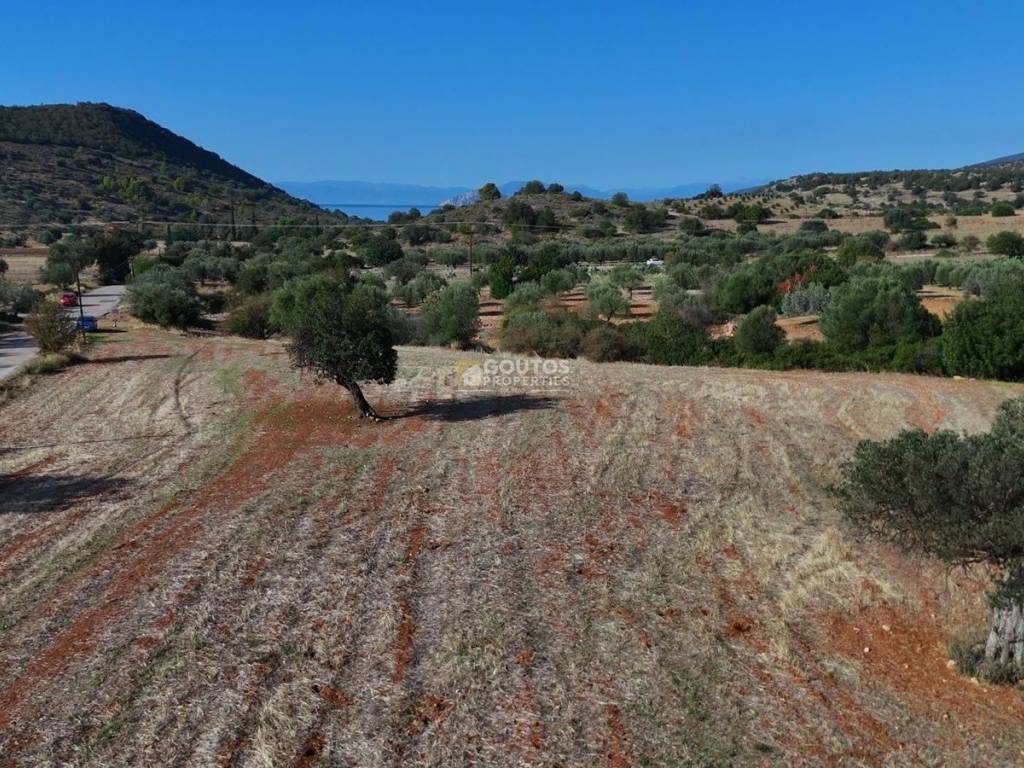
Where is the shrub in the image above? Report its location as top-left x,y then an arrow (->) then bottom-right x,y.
930,233 -> 957,249
836,237 -> 883,265
504,282 -> 546,311
838,399 -> 1024,675
418,282 -> 479,347
987,231 -> 1024,257
942,283 -> 1024,380
679,217 -> 706,235
820,276 -> 939,352
623,205 -> 665,233
478,182 -> 501,201
24,300 -> 77,353
391,271 -> 447,306
896,231 -> 928,250
959,235 -> 981,252
126,265 -> 202,329
501,309 -> 592,357
0,281 -> 43,315
611,192 -> 630,207
23,352 -> 76,375
489,255 -> 516,300
518,180 -> 546,195
222,294 -> 274,339
585,280 -> 629,322
581,324 -> 640,362
780,283 -> 831,316
539,268 -> 577,295
991,201 -> 1016,217
631,309 -> 713,366
382,254 -> 427,284
359,235 -> 404,266
799,220 -> 828,234
735,305 -> 783,355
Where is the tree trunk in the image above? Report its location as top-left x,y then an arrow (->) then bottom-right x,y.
337,375 -> 381,421
985,602 -> 1024,666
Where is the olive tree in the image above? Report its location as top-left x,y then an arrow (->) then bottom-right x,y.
271,273 -> 396,420
839,397 -> 1024,676
585,279 -> 629,323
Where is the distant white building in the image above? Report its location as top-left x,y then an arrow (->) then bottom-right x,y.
645,258 -> 665,267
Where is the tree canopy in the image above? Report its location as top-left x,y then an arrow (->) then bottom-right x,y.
271,273 -> 397,419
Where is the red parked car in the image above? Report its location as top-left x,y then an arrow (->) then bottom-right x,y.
59,292 -> 77,306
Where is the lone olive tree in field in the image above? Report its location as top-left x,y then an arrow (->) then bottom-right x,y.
271,273 -> 397,421
839,397 -> 1024,674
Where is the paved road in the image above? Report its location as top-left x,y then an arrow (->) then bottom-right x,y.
0,285 -> 126,380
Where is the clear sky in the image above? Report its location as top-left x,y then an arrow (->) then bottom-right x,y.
4,1 -> 1021,188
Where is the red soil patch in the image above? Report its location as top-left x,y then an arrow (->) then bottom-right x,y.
313,683 -> 352,709
649,490 -> 686,527
603,704 -> 631,768
292,731 -> 325,768
414,694 -> 451,726
826,603 -> 1024,740
393,524 -> 428,683
725,616 -> 755,637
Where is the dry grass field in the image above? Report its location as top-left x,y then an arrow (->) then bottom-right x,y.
2,323 -> 1024,766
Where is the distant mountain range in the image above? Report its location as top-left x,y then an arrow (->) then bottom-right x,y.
275,179 -> 769,208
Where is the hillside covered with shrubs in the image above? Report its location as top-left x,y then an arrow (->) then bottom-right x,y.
0,103 -> 339,226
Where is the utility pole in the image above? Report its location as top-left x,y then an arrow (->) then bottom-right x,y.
229,195 -> 237,241
75,270 -> 87,344
467,227 -> 474,277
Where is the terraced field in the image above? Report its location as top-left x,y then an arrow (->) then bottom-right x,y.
1,323 -> 1023,766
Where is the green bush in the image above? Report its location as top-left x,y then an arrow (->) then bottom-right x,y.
820,276 -> 939,352
504,282 -> 545,311
391,271 -> 446,306
418,283 -> 479,347
942,284 -> 1024,380
0,281 -> 43,315
222,294 -> 274,339
991,201 -> 1016,217
798,220 -> 828,234
630,309 -> 714,366
359,235 -> 404,266
501,309 -> 592,358
126,265 -> 203,329
780,283 -> 831,316
24,300 -> 77,353
734,305 -> 783,355
836,237 -> 883,265
478,182 -> 501,201
987,231 -> 1024,257
896,231 -> 928,250
581,324 -> 640,362
489,255 -> 516,299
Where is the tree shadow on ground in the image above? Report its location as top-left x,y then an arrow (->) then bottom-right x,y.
88,353 -> 176,365
396,393 -> 559,422
0,473 -> 130,514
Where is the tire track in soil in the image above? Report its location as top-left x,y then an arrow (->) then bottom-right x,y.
266,417 -> 438,768
122,408 -> 424,766
0,396 -> 356,752
215,453 -> 401,768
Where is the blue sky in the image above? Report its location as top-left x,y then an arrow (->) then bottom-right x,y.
3,1 -> 1021,188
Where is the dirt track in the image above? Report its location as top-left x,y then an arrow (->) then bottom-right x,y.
1,326 -> 1023,766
